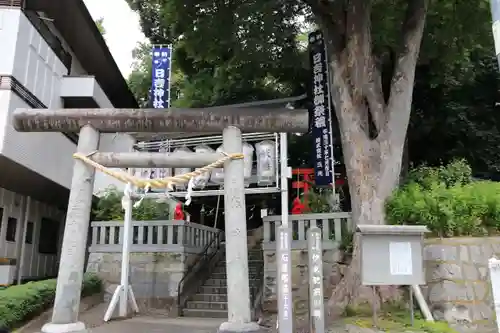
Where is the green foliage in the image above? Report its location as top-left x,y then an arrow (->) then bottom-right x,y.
338,232 -> 354,256
0,273 -> 102,330
306,188 -> 334,213
95,17 -> 106,36
126,0 -> 309,108
386,160 -> 500,237
124,0 -> 500,176
344,300 -> 458,332
406,159 -> 472,189
93,187 -> 170,221
410,55 -> 500,174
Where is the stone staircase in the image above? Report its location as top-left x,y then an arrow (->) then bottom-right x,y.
182,248 -> 263,318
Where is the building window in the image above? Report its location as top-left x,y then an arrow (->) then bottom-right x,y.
6,217 -> 17,242
38,218 -> 59,254
25,221 -> 34,244
22,10 -> 72,71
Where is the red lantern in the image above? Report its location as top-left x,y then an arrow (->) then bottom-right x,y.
291,197 -> 306,215
174,203 -> 185,220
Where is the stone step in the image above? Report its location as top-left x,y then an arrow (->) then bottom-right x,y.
209,272 -> 261,279
203,278 -> 227,287
186,301 -> 228,310
218,260 -> 263,265
191,293 -> 228,302
212,265 -> 261,272
182,308 -> 228,319
214,265 -> 262,272
199,286 -> 227,294
201,279 -> 262,290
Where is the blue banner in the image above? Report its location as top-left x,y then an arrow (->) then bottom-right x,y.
308,30 -> 334,186
150,46 -> 172,109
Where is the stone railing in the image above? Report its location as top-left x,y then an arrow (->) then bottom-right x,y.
89,220 -> 220,254
262,212 -> 353,250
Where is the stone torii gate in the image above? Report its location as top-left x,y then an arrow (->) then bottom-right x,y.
11,106 -> 309,333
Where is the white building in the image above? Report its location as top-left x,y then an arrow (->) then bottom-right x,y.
0,0 -> 137,281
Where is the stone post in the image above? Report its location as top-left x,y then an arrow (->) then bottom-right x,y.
218,126 -> 262,333
41,125 -> 100,333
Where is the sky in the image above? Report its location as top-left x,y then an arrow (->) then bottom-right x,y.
83,0 -> 146,77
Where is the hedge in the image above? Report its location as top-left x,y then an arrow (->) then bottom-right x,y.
0,273 -> 102,330
386,159 -> 500,237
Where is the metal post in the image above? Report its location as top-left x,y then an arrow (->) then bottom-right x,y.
277,132 -> 293,332
218,126 -> 262,333
120,184 -> 132,317
409,285 -> 414,326
491,0 -> 500,69
104,183 -> 139,321
279,133 -> 289,229
41,125 -> 99,333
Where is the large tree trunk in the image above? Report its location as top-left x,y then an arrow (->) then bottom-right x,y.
327,102 -> 407,317
305,0 -> 429,318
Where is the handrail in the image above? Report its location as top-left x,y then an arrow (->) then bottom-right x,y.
249,247 -> 264,320
176,229 -> 225,315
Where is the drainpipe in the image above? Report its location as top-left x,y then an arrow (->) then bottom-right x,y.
15,196 -> 31,285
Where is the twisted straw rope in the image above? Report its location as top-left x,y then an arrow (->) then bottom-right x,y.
72,152 -> 244,190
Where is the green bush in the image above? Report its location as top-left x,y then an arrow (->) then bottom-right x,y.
406,158 -> 472,189
386,160 -> 500,237
0,273 -> 102,330
93,186 -> 170,221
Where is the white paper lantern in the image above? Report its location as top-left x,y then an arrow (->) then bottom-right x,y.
157,147 -> 172,185
255,140 -> 276,186
193,144 -> 214,189
174,146 -> 192,190
243,142 -> 254,187
210,145 -> 225,184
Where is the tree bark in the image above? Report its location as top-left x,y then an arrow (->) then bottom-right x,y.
308,0 -> 429,318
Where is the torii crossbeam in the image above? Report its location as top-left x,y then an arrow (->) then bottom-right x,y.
11,106 -> 309,333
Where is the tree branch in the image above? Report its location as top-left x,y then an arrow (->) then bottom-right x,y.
384,0 -> 428,140
305,0 -> 346,55
345,0 -> 371,100
343,0 -> 387,135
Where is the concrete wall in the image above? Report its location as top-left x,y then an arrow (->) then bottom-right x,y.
0,187 -> 65,279
0,8 -> 134,194
86,251 -> 199,313
421,237 -> 498,327
0,9 -> 76,188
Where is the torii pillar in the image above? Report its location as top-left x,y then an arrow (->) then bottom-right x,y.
11,107 -> 309,333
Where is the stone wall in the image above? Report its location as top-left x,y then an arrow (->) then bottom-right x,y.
421,237 -> 499,327
262,237 -> 499,329
262,247 -> 341,316
86,251 -> 198,314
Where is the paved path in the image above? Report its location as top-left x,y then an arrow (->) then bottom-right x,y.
89,317 -> 224,333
